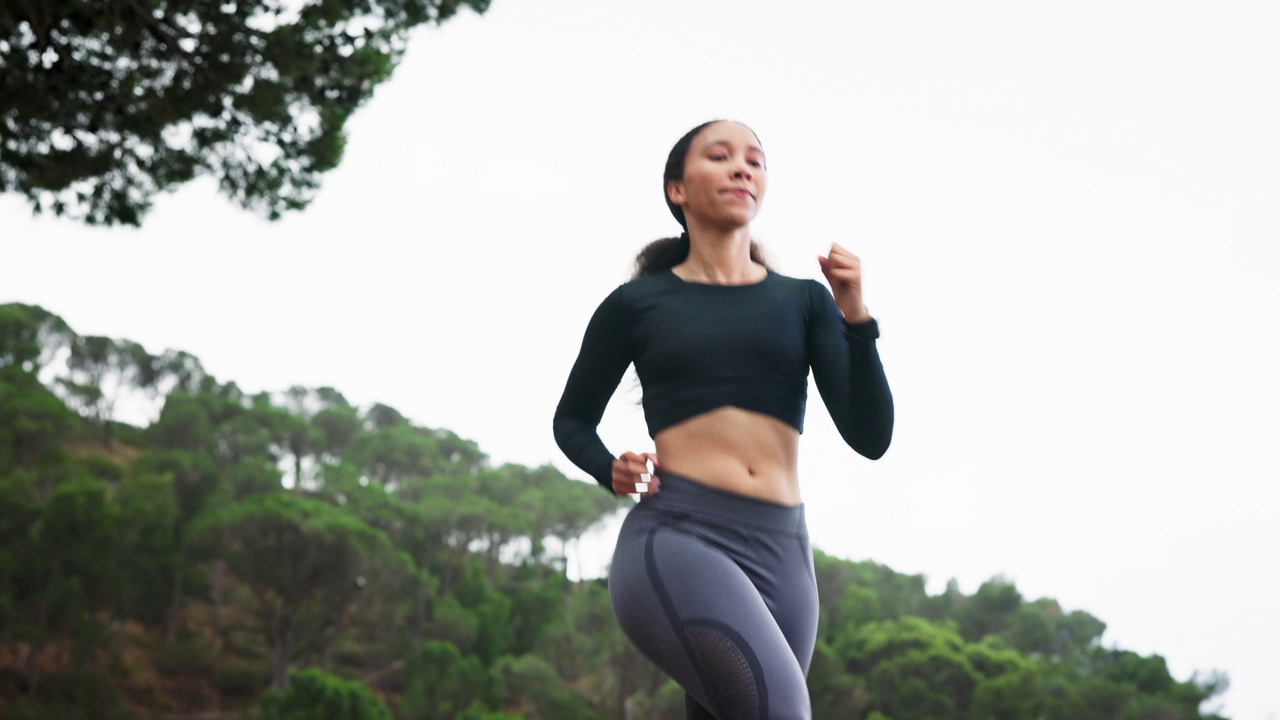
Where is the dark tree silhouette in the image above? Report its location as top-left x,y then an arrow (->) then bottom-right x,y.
0,0 -> 490,226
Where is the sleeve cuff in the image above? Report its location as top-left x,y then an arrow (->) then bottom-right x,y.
593,458 -> 618,495
843,317 -> 880,341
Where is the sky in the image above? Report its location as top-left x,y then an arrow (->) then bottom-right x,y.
3,0 -> 1278,717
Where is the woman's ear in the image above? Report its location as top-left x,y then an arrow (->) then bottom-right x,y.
667,179 -> 685,206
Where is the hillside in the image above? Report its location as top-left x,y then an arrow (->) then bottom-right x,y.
0,302 -> 1229,719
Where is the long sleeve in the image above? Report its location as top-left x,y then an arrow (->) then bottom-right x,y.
553,285 -> 633,493
806,280 -> 894,459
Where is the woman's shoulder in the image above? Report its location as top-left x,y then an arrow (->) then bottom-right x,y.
613,269 -> 676,297
761,269 -> 827,298
588,271 -> 672,315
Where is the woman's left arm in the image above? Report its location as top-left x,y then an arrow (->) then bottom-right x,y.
809,244 -> 894,458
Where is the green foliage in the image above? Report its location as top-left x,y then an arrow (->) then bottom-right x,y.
347,422 -> 477,490
808,640 -> 871,719
0,307 -> 1233,720
28,473 -> 121,630
425,595 -> 479,651
58,335 -> 156,437
5,471 -> 121,700
1,0 -> 492,226
813,550 -> 932,636
840,615 -> 1192,720
491,654 -> 601,720
1103,650 -> 1177,696
453,560 -> 514,664
534,581 -> 618,682
1038,671 -> 1133,719
638,680 -> 687,720
501,563 -> 572,656
455,705 -> 527,720
312,396 -> 362,457
114,468 -> 183,620
259,667 -> 392,720
957,577 -> 1023,642
0,469 -> 41,634
192,491 -> 407,688
3,669 -> 128,720
402,641 -> 496,720
0,305 -> 43,370
0,303 -> 71,373
0,366 -> 76,471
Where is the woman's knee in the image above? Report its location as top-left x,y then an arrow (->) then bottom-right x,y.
684,621 -> 811,720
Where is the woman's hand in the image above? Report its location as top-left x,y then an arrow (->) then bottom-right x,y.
818,243 -> 872,323
612,451 -> 660,497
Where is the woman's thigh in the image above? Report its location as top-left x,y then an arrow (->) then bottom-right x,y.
745,528 -> 820,677
609,510 -> 812,720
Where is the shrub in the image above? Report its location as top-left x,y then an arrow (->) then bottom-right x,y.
259,667 -> 392,720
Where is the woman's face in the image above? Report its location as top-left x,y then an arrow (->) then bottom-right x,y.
669,121 -> 767,231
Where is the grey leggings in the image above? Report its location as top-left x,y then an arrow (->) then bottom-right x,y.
608,472 -> 819,720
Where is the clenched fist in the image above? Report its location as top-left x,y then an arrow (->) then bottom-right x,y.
818,242 -> 872,323
611,451 -> 660,497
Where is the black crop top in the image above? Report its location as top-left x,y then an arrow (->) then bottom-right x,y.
553,268 -> 894,492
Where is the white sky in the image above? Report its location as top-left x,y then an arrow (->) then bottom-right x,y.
3,1 -> 1277,717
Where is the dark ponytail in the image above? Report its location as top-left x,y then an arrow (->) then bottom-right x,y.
633,121 -> 770,278
633,232 -> 690,277
632,232 -> 768,278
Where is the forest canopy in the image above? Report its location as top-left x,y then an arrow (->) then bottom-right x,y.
0,301 -> 1230,719
0,0 -> 490,226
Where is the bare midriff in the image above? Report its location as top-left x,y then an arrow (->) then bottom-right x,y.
653,407 -> 802,506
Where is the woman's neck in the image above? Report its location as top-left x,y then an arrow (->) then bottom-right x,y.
675,224 -> 763,285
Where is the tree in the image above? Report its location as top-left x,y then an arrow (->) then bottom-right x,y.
314,403 -> 363,461
0,303 -> 72,373
507,464 -> 625,573
1,0 -> 491,226
401,641 -> 495,720
532,579 -> 666,720
134,447 -> 222,640
840,616 -> 1039,720
0,471 -> 41,639
806,641 -> 871,720
811,551 -> 932,639
956,577 -> 1023,643
259,667 -> 393,720
191,492 -> 406,689
113,470 -> 181,625
0,366 -> 77,472
15,473 -> 120,697
491,654 -> 600,720
56,335 -> 158,441
250,390 -> 323,490
451,560 -> 513,665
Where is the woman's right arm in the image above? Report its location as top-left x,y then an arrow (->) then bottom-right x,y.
553,285 -> 633,493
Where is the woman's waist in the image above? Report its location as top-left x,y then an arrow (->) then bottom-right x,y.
654,408 -> 800,503
638,471 -> 807,535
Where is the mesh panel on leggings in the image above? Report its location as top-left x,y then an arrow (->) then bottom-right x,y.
686,625 -> 761,720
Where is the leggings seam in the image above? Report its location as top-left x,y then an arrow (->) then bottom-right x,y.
645,526 -> 716,714
796,535 -> 811,579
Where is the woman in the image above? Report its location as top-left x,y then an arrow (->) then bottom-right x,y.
553,120 -> 893,720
